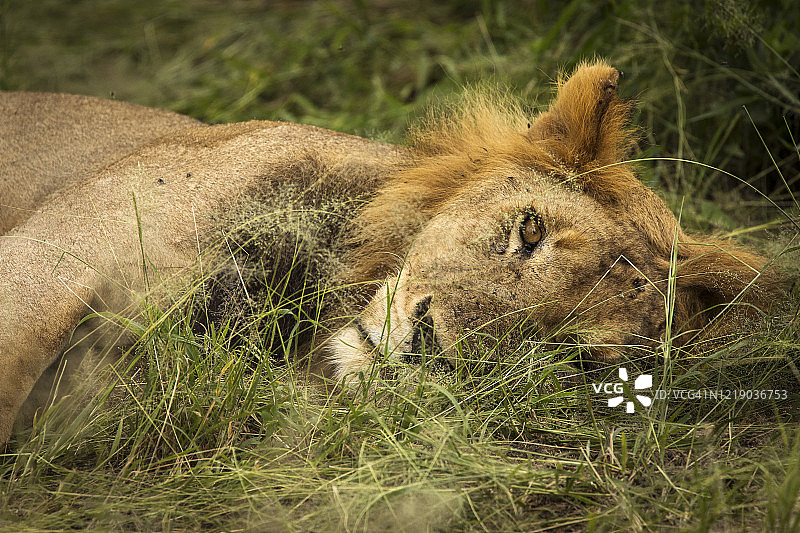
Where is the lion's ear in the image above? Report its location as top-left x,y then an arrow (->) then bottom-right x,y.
529,60 -> 635,172
672,239 -> 784,337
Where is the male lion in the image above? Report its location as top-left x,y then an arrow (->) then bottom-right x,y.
0,61 -> 783,443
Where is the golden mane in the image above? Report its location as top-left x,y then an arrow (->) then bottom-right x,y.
345,60 -> 681,286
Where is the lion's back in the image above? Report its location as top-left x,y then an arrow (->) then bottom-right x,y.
0,92 -> 202,234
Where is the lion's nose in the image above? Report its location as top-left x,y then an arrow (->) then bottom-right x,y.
410,295 -> 436,353
401,295 -> 442,364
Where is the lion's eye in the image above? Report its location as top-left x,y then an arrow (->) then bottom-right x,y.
520,215 -> 543,247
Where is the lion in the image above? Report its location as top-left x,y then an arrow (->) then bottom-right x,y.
0,61 -> 784,443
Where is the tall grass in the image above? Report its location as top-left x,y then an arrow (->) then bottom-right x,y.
2,253 -> 797,530
1,0 -> 799,530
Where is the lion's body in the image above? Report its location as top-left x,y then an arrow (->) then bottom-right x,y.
0,98 -> 406,440
0,62 -> 784,443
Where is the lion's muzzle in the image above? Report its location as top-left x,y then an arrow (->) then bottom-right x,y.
324,275 -> 453,382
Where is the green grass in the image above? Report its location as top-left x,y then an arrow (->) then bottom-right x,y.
1,0 -> 799,530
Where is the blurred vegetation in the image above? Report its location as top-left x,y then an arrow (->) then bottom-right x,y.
1,0 -> 798,531
2,0 -> 798,204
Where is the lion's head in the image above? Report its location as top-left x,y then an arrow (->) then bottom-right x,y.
323,61 -> 784,381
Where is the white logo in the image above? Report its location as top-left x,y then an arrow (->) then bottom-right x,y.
592,368 -> 653,413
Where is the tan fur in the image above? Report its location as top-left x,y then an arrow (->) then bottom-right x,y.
0,61 -> 784,443
0,99 -> 406,443
0,93 -> 202,234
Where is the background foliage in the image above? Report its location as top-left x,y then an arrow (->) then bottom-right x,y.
1,0 -> 798,531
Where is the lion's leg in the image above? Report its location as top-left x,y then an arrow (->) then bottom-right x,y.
0,318 -> 92,443
0,234 -> 108,443
13,316 -> 118,433
14,356 -> 65,431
